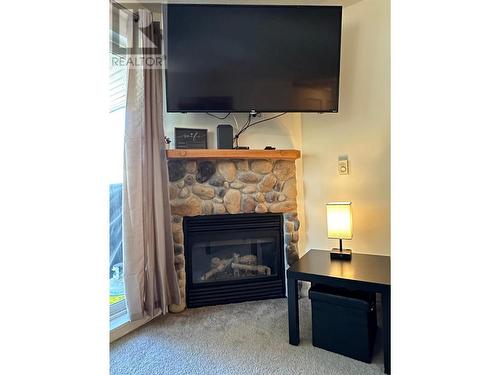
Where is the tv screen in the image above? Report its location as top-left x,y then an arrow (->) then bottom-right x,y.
164,4 -> 342,113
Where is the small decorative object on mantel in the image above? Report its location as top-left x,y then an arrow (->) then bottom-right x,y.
164,136 -> 172,149
174,127 -> 208,149
326,202 -> 353,260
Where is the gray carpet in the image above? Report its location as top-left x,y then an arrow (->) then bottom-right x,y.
110,298 -> 384,375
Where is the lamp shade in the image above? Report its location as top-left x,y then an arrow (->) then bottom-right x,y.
326,202 -> 353,240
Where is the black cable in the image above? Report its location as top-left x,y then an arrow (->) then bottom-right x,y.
236,112 -> 287,139
206,112 -> 231,120
240,113 -> 252,133
236,114 -> 255,137
233,113 -> 252,148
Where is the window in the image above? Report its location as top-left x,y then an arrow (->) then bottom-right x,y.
109,49 -> 128,328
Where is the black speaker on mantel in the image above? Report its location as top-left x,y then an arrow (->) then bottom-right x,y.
217,124 -> 233,149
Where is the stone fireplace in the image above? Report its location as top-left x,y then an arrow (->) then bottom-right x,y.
166,150 -> 301,312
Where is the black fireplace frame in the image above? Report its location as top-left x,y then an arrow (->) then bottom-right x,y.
183,213 -> 286,308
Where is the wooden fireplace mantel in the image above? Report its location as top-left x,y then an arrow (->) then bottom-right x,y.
166,149 -> 301,160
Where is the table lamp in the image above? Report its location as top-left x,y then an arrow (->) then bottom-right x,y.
327,202 -> 353,260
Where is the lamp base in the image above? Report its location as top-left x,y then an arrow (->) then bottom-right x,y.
330,248 -> 352,260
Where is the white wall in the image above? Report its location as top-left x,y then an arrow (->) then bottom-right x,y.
164,113 -> 296,150
301,0 -> 391,255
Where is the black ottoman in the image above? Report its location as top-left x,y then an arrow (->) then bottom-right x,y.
309,284 -> 377,363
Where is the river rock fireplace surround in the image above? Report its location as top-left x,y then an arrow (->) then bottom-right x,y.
166,149 -> 301,312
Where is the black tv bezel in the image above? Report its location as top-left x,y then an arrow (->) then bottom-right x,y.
164,4 -> 342,113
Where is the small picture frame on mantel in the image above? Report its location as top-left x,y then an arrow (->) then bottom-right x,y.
174,127 -> 208,149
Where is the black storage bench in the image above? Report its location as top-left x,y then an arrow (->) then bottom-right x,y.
309,283 -> 378,363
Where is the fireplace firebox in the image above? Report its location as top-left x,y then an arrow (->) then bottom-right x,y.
184,213 -> 286,308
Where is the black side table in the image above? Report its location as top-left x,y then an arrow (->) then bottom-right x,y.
287,250 -> 391,374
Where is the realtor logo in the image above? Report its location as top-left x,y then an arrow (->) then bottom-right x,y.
110,2 -> 163,69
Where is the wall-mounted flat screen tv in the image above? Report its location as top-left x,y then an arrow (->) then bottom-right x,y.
164,4 -> 342,113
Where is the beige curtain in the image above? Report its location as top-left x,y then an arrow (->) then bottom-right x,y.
123,9 -> 180,321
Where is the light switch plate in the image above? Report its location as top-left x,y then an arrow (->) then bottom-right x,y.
338,159 -> 349,175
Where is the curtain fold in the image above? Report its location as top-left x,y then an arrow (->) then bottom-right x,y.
123,9 -> 180,321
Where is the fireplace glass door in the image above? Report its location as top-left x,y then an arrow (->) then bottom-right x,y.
190,231 -> 279,285
184,213 -> 285,307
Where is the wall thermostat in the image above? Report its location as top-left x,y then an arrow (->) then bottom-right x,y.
338,159 -> 349,175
